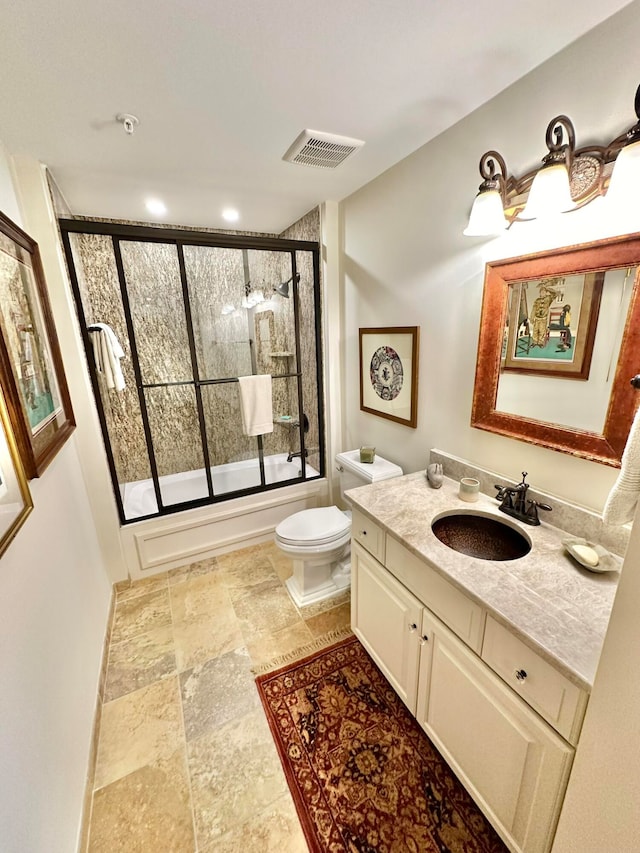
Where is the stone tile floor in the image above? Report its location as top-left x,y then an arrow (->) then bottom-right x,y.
84,540 -> 352,852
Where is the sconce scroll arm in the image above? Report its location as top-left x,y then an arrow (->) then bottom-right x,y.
478,149 -> 509,203
543,115 -> 576,168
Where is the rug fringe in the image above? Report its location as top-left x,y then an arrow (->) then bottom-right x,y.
251,626 -> 354,676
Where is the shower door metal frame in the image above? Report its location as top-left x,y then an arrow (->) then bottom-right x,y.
59,219 -> 325,524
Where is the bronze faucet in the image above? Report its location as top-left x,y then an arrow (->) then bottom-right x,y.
494,472 -> 552,526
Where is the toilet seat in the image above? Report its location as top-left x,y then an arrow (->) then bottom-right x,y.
275,506 -> 350,547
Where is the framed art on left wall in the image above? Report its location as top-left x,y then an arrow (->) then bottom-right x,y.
0,211 -> 75,477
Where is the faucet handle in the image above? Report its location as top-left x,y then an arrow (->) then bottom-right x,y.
526,499 -> 552,525
495,484 -> 515,510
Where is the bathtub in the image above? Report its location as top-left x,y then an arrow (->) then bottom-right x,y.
122,453 -> 319,520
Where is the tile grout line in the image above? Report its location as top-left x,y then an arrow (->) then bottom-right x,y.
79,584 -> 118,853
81,545 -> 352,850
167,573 -> 200,853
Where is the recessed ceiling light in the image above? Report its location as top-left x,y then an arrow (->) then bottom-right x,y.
145,198 -> 167,216
222,207 -> 240,223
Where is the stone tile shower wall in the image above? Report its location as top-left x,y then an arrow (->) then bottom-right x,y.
70,233 -> 152,484
280,207 -> 322,473
68,210 -> 321,493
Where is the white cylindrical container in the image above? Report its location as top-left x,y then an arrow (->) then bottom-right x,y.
458,477 -> 480,502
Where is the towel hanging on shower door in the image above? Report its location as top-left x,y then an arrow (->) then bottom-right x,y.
88,323 -> 126,391
238,374 -> 274,436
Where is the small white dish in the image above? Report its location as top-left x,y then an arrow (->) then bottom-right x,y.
562,537 -> 619,573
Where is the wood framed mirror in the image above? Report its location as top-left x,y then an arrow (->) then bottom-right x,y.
471,233 -> 640,467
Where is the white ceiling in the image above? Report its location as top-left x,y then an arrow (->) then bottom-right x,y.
0,0 -> 633,234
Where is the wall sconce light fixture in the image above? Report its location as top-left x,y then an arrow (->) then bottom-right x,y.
463,151 -> 508,236
464,83 -> 640,236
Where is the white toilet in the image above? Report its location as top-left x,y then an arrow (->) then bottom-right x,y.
275,450 -> 403,607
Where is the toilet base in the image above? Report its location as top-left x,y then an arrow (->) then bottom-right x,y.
285,554 -> 351,608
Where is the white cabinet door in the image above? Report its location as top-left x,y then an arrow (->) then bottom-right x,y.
416,611 -> 573,853
351,541 -> 422,713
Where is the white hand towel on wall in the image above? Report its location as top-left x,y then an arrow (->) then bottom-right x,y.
603,405 -> 640,525
88,323 -> 126,391
238,374 -> 274,436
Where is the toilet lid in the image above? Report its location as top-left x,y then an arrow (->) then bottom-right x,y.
276,506 -> 350,545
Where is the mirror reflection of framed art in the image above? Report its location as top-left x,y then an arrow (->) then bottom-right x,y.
0,211 -> 75,478
503,272 -> 604,379
359,326 -> 419,428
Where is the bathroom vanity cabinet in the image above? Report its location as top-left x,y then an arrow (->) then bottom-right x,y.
351,507 -> 590,853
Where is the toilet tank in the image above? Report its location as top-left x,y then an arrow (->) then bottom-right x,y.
335,450 -> 403,502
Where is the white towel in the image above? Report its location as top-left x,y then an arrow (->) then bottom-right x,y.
238,374 -> 274,436
603,405 -> 640,525
89,323 -> 126,391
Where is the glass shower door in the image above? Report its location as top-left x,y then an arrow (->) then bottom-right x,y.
119,240 -> 209,513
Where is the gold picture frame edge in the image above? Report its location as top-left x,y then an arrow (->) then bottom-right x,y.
0,386 -> 33,559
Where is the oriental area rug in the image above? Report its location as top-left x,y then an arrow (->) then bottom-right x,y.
256,635 -> 507,853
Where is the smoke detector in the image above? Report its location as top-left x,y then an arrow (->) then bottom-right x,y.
283,129 -> 365,169
116,113 -> 139,135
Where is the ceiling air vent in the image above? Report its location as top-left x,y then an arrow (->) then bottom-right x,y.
283,129 -> 365,169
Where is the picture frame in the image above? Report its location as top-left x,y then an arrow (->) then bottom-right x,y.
359,326 -> 419,428
502,271 -> 604,379
471,233 -> 640,467
0,211 -> 75,478
0,385 -> 33,558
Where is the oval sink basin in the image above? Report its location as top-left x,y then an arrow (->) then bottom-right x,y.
431,510 -> 531,561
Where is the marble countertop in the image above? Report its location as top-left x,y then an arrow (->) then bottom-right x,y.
346,471 -> 622,691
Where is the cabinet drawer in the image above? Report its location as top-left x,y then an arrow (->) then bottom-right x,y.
481,616 -> 588,745
386,536 -> 484,652
351,509 -> 385,562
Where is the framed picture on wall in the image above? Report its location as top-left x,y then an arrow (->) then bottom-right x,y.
359,326 -> 419,428
0,211 -> 75,478
502,271 -> 604,379
0,385 -> 33,557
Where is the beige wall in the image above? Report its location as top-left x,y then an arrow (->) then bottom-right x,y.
553,497 -> 640,849
0,145 -> 112,853
340,4 -> 640,513
338,4 -> 640,850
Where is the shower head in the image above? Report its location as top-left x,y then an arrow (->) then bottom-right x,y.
273,281 -> 290,298
273,273 -> 300,298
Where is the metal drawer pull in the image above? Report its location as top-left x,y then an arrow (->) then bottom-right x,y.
360,530 -> 367,536
420,634 -> 429,645
409,622 -> 417,632
515,669 -> 528,682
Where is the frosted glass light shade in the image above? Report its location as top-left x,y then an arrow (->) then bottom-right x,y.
521,163 -> 575,219
606,139 -> 640,209
463,189 -> 508,236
